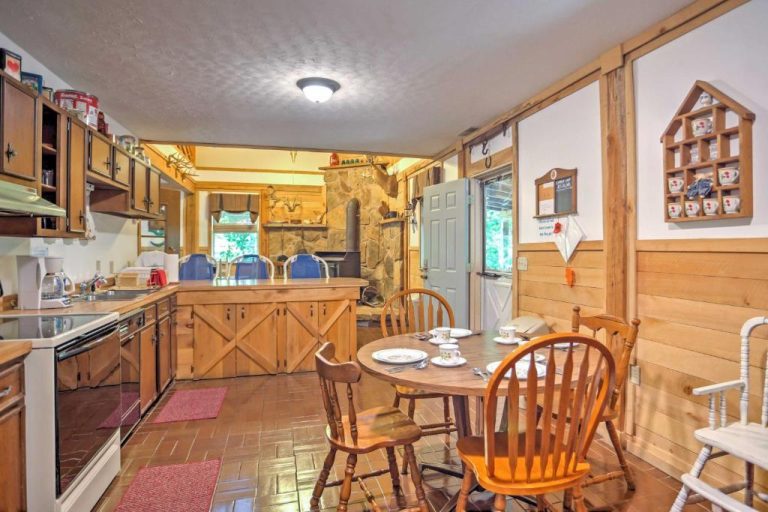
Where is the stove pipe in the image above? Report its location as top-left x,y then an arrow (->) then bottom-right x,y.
345,199 -> 360,252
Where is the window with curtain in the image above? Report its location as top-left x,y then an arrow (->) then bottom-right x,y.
209,193 -> 261,262
212,211 -> 259,262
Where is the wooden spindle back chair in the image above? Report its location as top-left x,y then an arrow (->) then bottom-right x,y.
456,333 -> 615,512
380,288 -> 457,473
312,342 -> 428,512
571,306 -> 640,489
381,288 -> 455,336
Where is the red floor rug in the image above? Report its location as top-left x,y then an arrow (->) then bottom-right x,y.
115,459 -> 220,512
151,387 -> 227,424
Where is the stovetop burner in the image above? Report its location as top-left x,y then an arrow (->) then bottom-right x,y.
0,314 -> 108,341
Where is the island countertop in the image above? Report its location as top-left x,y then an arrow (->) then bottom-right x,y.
175,277 -> 368,291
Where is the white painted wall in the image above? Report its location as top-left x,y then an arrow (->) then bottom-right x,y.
193,170 -> 325,185
0,214 -> 138,294
443,154 -> 460,182
635,2 -> 768,240
518,82 -> 603,243
0,30 -> 138,295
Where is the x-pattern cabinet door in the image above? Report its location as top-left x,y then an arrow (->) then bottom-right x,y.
235,304 -> 278,376
285,302 -> 320,373
193,304 -> 237,380
284,300 -> 353,373
319,300 -> 353,362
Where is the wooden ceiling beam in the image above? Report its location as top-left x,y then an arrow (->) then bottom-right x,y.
195,165 -> 325,176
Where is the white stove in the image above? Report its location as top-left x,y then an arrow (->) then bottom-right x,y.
0,312 -> 122,512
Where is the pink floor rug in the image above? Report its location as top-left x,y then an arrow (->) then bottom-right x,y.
151,387 -> 227,424
115,459 -> 220,512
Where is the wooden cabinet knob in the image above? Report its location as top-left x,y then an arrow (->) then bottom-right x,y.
5,144 -> 17,160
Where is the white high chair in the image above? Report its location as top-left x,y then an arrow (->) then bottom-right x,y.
670,316 -> 768,512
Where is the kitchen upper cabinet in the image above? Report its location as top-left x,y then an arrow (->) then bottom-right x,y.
132,160 -> 148,212
139,325 -> 157,412
67,119 -> 87,234
112,147 -> 131,187
236,304 -> 278,376
148,169 -> 161,215
88,130 -> 112,179
0,75 -> 36,184
193,304 -> 237,380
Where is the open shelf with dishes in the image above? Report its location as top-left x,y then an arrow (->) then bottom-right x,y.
661,81 -> 754,223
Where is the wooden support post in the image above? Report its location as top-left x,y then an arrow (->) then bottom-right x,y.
599,47 -> 628,321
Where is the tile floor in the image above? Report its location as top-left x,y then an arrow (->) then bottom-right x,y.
94,331 -> 708,512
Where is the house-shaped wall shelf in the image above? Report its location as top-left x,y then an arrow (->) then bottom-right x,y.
661,80 -> 754,223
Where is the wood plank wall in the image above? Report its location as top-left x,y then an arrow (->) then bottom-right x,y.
628,238 -> 768,494
516,241 -> 604,332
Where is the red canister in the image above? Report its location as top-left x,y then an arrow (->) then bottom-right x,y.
329,152 -> 340,167
54,90 -> 100,128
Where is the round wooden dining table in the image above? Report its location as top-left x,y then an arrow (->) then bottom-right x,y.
357,330 -> 589,512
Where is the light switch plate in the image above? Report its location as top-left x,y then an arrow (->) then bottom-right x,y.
629,364 -> 641,385
517,256 -> 528,271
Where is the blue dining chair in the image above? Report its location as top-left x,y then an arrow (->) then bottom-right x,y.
179,254 -> 216,280
284,254 -> 329,279
231,254 -> 274,280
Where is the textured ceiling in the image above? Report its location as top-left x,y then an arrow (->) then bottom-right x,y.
0,0 -> 691,156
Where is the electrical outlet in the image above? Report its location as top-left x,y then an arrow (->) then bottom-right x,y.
109,261 -> 115,274
517,256 -> 528,271
95,260 -> 102,272
629,364 -> 641,385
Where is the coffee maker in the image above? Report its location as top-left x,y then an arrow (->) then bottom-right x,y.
17,256 -> 74,310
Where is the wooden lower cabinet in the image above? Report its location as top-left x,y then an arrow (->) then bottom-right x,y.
236,304 -> 279,376
0,401 -> 25,512
188,298 -> 355,379
0,356 -> 29,512
139,325 -> 157,412
157,316 -> 172,392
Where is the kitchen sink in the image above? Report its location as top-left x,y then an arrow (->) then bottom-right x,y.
74,289 -> 156,302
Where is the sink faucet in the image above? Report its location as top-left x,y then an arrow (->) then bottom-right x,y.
81,273 -> 107,295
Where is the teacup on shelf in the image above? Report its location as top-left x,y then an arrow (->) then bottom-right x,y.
698,92 -> 713,106
690,146 -> 700,163
703,198 -> 719,216
723,196 -> 741,214
667,203 -> 683,219
668,177 -> 684,193
718,167 -> 740,185
692,117 -> 713,137
685,201 -> 700,217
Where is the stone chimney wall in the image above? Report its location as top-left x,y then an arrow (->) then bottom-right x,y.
266,167 -> 404,299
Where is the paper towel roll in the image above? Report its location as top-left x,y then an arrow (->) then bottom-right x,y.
164,254 -> 180,283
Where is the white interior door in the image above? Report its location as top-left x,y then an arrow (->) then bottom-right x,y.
422,179 -> 470,327
478,170 -> 514,330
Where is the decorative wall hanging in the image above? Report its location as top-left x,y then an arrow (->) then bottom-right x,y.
534,168 -> 577,218
661,80 -> 754,222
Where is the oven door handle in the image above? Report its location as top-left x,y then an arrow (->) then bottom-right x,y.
57,331 -> 116,361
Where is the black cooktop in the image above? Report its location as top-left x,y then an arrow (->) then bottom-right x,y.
0,314 -> 107,340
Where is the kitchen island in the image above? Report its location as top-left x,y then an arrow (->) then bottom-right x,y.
174,277 -> 368,379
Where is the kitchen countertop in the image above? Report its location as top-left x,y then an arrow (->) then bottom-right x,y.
0,341 -> 32,365
0,278 -> 367,318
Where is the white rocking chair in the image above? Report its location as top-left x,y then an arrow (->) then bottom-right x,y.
670,316 -> 768,512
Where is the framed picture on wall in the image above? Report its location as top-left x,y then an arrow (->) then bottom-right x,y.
534,168 -> 577,219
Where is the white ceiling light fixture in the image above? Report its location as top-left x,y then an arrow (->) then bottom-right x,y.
297,77 -> 341,103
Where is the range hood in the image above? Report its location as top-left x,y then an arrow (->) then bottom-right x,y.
0,180 -> 66,217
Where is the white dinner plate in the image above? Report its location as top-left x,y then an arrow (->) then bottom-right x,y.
429,337 -> 458,345
428,328 -> 473,339
493,336 -> 526,345
372,348 -> 428,365
486,358 -> 547,379
431,356 -> 467,368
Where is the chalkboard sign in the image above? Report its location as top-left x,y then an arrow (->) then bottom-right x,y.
535,168 -> 577,218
